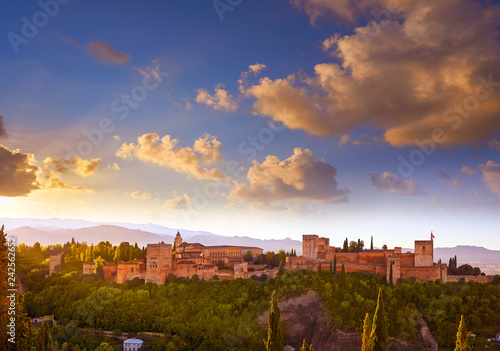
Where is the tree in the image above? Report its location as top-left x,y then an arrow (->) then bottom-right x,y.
94,255 -> 105,280
341,264 -> 345,274
389,264 -> 393,286
455,315 -> 470,351
12,294 -> 34,351
95,342 -> 114,351
370,236 -> 374,251
264,291 -> 284,351
382,245 -> 388,250
333,254 -> 337,274
370,288 -> 388,351
343,238 -> 349,252
243,251 -> 254,263
0,225 -> 9,350
362,313 -> 372,351
301,339 -> 315,351
36,322 -> 54,351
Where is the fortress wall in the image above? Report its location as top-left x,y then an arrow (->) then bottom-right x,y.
333,253 -> 359,262
401,266 -> 442,282
358,252 -> 386,264
447,275 -> 493,283
397,253 -> 415,267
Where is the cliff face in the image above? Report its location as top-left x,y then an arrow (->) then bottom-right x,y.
257,290 -> 362,351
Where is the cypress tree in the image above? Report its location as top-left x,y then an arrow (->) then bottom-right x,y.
12,294 -> 34,351
333,255 -> 337,274
370,288 -> 388,351
0,225 -> 9,351
36,322 -> 54,351
329,260 -> 332,274
370,236 -> 374,251
341,263 -> 345,273
343,238 -> 348,252
318,263 -> 321,272
389,263 -> 393,285
357,238 -> 361,252
455,315 -> 470,351
362,313 -> 372,351
264,291 -> 284,351
301,339 -> 315,351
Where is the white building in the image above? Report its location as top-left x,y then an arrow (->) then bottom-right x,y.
123,338 -> 143,351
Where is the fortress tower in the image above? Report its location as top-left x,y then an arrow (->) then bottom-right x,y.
174,231 -> 183,250
414,240 -> 433,267
145,243 -> 173,284
303,234 -> 319,260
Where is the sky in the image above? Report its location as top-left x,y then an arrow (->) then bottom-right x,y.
0,0 -> 499,249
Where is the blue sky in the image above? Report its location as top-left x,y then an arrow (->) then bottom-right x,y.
1,0 -> 499,249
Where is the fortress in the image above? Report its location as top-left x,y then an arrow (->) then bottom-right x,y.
287,234 -> 448,283
81,232 -> 265,283
76,232 -> 447,284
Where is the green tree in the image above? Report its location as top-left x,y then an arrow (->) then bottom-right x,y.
343,238 -> 348,252
264,291 -> 284,351
370,288 -> 388,351
0,225 -> 9,351
243,251 -> 254,262
370,236 -> 374,251
94,255 -> 105,280
454,315 -> 470,351
333,254 -> 337,274
94,342 -> 114,351
36,322 -> 54,351
301,339 -> 315,351
362,313 -> 372,351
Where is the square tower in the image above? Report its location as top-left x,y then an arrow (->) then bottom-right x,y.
146,243 -> 172,284
302,234 -> 319,260
414,240 -> 433,267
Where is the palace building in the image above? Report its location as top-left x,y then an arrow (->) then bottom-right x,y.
287,234 -> 447,283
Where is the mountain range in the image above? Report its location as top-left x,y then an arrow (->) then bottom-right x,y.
1,218 -> 499,274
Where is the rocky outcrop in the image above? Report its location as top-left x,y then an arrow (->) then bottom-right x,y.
257,290 -> 362,351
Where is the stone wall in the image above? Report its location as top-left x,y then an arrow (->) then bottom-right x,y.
447,275 -> 494,283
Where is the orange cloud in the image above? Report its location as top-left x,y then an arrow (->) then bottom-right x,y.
43,157 -> 101,177
0,115 -> 7,138
460,165 -> 477,176
229,148 -> 349,203
247,0 -> 500,146
84,40 -> 131,65
195,85 -> 238,112
116,133 -> 227,180
43,170 -> 85,191
131,191 -> 151,199
370,172 -> 424,195
163,193 -> 192,210
479,160 -> 500,197
0,145 -> 40,197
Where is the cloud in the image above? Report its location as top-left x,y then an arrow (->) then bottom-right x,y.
337,133 -> 380,148
131,191 -> 151,199
163,193 -> 192,210
460,165 -> 477,176
116,133 -> 227,180
239,63 -> 267,93
370,172 -> 424,195
43,157 -> 101,177
478,160 -> 500,197
0,145 -> 40,197
185,101 -> 193,111
246,1 -> 500,146
84,40 -> 131,65
229,147 -> 349,203
195,85 -> 238,112
0,115 -> 7,138
43,171 -> 85,191
437,171 -> 463,190
489,139 -> 500,151
106,163 -> 120,171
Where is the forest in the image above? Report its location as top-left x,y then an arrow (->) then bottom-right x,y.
3,236 -> 500,350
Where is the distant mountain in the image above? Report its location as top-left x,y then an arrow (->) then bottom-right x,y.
434,246 -> 500,265
188,234 -> 301,253
8,225 -> 173,247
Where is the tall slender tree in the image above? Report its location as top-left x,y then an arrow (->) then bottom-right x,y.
343,238 -> 348,252
455,315 -> 470,351
362,313 -> 372,351
264,291 -> 284,351
389,263 -> 393,286
333,254 -> 337,274
0,225 -> 10,350
36,322 -> 54,351
370,288 -> 388,351
370,236 -> 374,251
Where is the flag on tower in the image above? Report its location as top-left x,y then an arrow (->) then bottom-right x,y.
431,231 -> 435,240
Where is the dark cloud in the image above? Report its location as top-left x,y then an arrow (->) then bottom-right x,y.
0,145 -> 40,197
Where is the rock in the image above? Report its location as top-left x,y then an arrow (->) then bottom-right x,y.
257,290 -> 362,351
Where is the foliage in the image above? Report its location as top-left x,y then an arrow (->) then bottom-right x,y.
362,313 -> 372,351
264,291 -> 284,351
300,339 -> 315,351
454,315 -> 470,351
36,322 -> 54,351
370,288 -> 388,351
